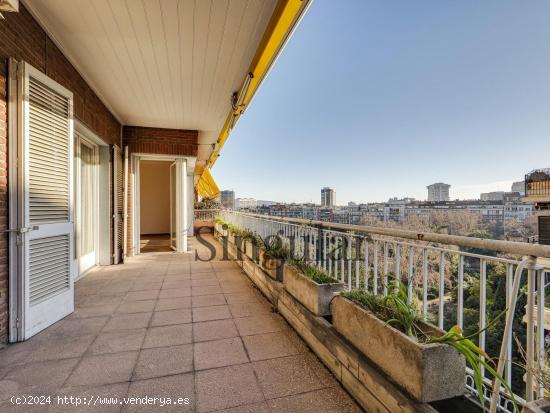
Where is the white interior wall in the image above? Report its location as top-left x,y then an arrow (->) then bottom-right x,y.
140,160 -> 171,235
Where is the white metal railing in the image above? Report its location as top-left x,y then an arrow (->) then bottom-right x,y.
218,210 -> 550,412
194,209 -> 220,221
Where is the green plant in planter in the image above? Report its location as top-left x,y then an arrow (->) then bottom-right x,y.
429,325 -> 517,412
288,259 -> 338,284
241,230 -> 263,247
263,236 -> 289,260
214,218 -> 225,225
342,277 -> 517,412
344,280 -> 419,337
226,224 -> 244,237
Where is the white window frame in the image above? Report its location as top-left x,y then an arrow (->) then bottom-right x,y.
74,128 -> 100,279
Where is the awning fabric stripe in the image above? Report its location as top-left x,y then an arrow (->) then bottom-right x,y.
197,168 -> 220,200
194,0 -> 311,183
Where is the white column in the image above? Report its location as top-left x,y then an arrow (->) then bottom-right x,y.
176,158 -> 188,253
187,173 -> 194,237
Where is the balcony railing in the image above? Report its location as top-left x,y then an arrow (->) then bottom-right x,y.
218,210 -> 550,413
194,209 -> 220,222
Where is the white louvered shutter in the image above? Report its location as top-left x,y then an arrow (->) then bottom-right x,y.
113,146 -> 124,264
20,62 -> 74,339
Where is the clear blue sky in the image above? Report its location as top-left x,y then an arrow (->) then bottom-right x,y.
213,0 -> 550,204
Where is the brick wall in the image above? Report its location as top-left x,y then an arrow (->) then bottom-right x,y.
0,63 -> 8,341
0,5 -> 123,342
0,5 -> 121,146
122,126 -> 198,256
122,126 -> 198,157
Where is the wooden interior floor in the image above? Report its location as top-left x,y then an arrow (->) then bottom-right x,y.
140,233 -> 172,253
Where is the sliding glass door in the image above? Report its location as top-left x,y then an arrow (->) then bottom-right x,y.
76,135 -> 98,275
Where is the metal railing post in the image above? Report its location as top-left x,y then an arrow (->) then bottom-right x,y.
489,257 -> 536,413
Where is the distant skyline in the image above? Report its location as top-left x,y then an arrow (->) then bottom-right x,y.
225,179 -> 518,205
213,0 -> 550,204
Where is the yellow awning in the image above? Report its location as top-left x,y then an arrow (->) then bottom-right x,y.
196,168 -> 220,200
195,0 -> 311,180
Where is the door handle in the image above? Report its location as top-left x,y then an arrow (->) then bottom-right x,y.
5,226 -> 39,233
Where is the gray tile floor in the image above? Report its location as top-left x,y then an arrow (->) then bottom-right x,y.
0,236 -> 362,412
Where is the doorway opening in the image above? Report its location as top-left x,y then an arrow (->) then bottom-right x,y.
132,155 -> 192,255
139,160 -> 173,253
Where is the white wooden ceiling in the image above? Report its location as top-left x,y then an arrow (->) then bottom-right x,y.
24,0 -> 277,164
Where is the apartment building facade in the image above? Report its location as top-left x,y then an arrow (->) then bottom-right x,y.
220,190 -> 235,209
427,182 -> 451,202
321,186 -> 335,207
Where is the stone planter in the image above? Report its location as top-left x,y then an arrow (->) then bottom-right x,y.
283,265 -> 345,316
524,398 -> 550,413
243,240 -> 260,261
332,296 -> 465,403
260,252 -> 284,282
214,222 -> 225,235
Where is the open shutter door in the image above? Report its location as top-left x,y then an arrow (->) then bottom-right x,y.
19,62 -> 74,339
123,146 -> 128,260
112,146 -> 124,264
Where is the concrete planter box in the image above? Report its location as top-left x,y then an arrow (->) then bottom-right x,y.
332,296 -> 465,403
228,232 -> 237,246
260,252 -> 284,282
524,399 -> 550,413
214,222 -> 225,235
283,265 -> 345,316
243,240 -> 260,261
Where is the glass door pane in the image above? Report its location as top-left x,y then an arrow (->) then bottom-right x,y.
80,144 -> 94,255
78,141 -> 97,274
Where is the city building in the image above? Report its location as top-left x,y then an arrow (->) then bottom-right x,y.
383,198 -> 415,222
321,187 -> 336,207
512,180 -> 525,195
427,182 -> 451,202
503,192 -> 533,222
255,196 -> 535,229
235,198 -> 257,210
480,191 -> 505,201
523,168 -> 550,246
220,190 -> 235,209
257,200 -> 277,207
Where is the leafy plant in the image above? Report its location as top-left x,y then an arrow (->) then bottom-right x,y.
429,325 -> 517,412
241,229 -> 263,247
226,223 -> 244,237
264,243 -> 289,260
343,278 -> 419,338
288,259 -> 338,284
214,218 -> 225,225
514,336 -> 550,392
263,236 -> 289,260
342,277 -> 517,412
195,199 -> 221,209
